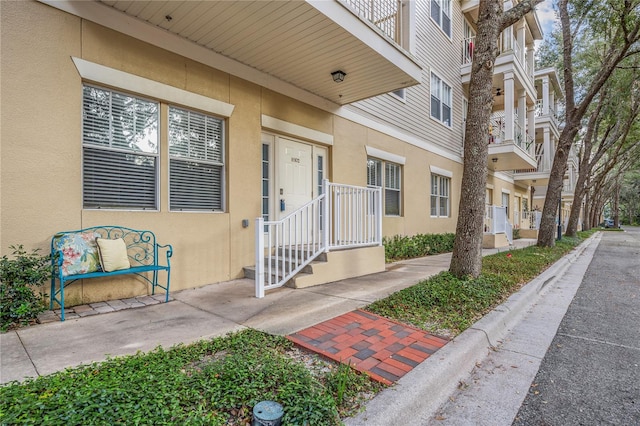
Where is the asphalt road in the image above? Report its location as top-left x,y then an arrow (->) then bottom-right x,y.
513,228 -> 640,425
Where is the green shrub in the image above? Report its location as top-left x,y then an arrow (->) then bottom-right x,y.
383,233 -> 455,261
0,245 -> 51,331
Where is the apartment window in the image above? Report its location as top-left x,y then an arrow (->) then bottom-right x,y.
431,0 -> 451,37
431,73 -> 452,127
368,158 -> 402,216
430,174 -> 450,217
169,106 -> 225,211
82,85 -> 159,209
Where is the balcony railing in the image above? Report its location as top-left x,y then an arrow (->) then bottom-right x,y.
535,99 -> 559,122
462,36 -> 475,65
342,0 -> 402,44
484,205 -> 513,244
523,210 -> 542,229
489,112 -> 534,155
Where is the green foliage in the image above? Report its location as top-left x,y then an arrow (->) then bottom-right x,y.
0,329 -> 381,425
513,228 -> 521,240
0,245 -> 51,331
368,234 -> 588,336
383,233 -> 455,262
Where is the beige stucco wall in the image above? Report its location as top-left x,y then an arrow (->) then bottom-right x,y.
2,1 -> 509,306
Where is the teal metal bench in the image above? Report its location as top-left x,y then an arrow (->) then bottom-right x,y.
50,226 -> 173,321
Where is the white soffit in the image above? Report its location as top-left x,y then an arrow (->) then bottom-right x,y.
261,115 -> 333,146
72,57 -> 235,117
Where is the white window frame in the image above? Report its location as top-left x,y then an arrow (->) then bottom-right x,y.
367,157 -> 403,216
82,84 -> 160,210
430,0 -> 452,37
431,72 -> 453,128
430,173 -> 451,218
168,106 -> 226,212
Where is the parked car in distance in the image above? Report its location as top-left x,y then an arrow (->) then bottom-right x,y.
604,219 -> 620,228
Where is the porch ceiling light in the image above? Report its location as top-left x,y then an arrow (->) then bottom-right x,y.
331,70 -> 346,83
492,158 -> 498,163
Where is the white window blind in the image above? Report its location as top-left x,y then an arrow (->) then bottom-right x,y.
385,162 -> 401,216
82,85 -> 159,209
368,157 -> 402,216
169,106 -> 225,211
431,174 -> 451,217
431,0 -> 451,36
431,73 -> 452,127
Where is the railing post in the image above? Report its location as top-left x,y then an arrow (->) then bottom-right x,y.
376,186 -> 383,245
323,179 -> 330,252
255,217 -> 265,298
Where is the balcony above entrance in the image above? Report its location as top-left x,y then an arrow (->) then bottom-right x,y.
43,0 -> 422,105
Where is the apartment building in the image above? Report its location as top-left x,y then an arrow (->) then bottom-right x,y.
1,0 -> 551,305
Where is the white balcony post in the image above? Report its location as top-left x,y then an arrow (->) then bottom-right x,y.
255,217 -> 265,298
542,76 -> 550,115
504,72 -> 515,142
376,187 -> 383,245
518,89 -> 526,147
543,127 -> 552,171
323,179 -> 330,252
516,20 -> 526,64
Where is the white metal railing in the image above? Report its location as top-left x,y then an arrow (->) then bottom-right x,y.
342,0 -> 402,44
523,210 -> 542,230
255,194 -> 326,298
326,182 -> 383,250
489,114 -> 506,144
255,180 -> 382,298
536,99 -> 560,124
462,36 -> 475,65
484,205 -> 513,244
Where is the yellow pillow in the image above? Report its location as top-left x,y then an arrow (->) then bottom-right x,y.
96,238 -> 131,272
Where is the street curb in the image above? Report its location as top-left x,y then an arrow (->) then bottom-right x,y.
344,234 -> 600,426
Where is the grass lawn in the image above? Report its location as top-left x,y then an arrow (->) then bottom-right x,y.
0,231 -> 595,425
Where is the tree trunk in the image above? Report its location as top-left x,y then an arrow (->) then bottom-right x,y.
449,0 -> 501,278
448,0 -> 544,277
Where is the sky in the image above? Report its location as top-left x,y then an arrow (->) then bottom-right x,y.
536,0 -> 558,40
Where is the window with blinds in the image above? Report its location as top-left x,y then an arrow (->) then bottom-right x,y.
431,72 -> 452,127
385,162 -> 401,216
431,0 -> 451,37
430,174 -> 450,217
168,106 -> 225,211
82,85 -> 159,209
367,157 -> 402,216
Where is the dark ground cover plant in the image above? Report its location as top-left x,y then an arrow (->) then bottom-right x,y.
383,233 -> 455,262
0,329 -> 383,425
0,245 -> 51,332
0,231 -> 595,424
368,232 -> 594,336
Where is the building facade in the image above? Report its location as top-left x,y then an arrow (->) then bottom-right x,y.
1,0 -> 563,305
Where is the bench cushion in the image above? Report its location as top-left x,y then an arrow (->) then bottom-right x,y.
54,231 -> 102,276
96,237 -> 131,272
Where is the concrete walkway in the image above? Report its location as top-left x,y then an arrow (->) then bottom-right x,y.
0,238 -> 542,387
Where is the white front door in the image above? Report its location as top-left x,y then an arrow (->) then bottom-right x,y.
277,137 -> 313,219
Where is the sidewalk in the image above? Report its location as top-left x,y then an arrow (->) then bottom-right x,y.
2,238 -> 540,385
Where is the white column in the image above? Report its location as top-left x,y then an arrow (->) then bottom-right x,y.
526,44 -> 535,77
543,128 -> 551,171
517,89 -> 526,148
517,21 -> 526,64
504,72 -> 515,142
542,76 -> 550,115
527,103 -> 536,155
